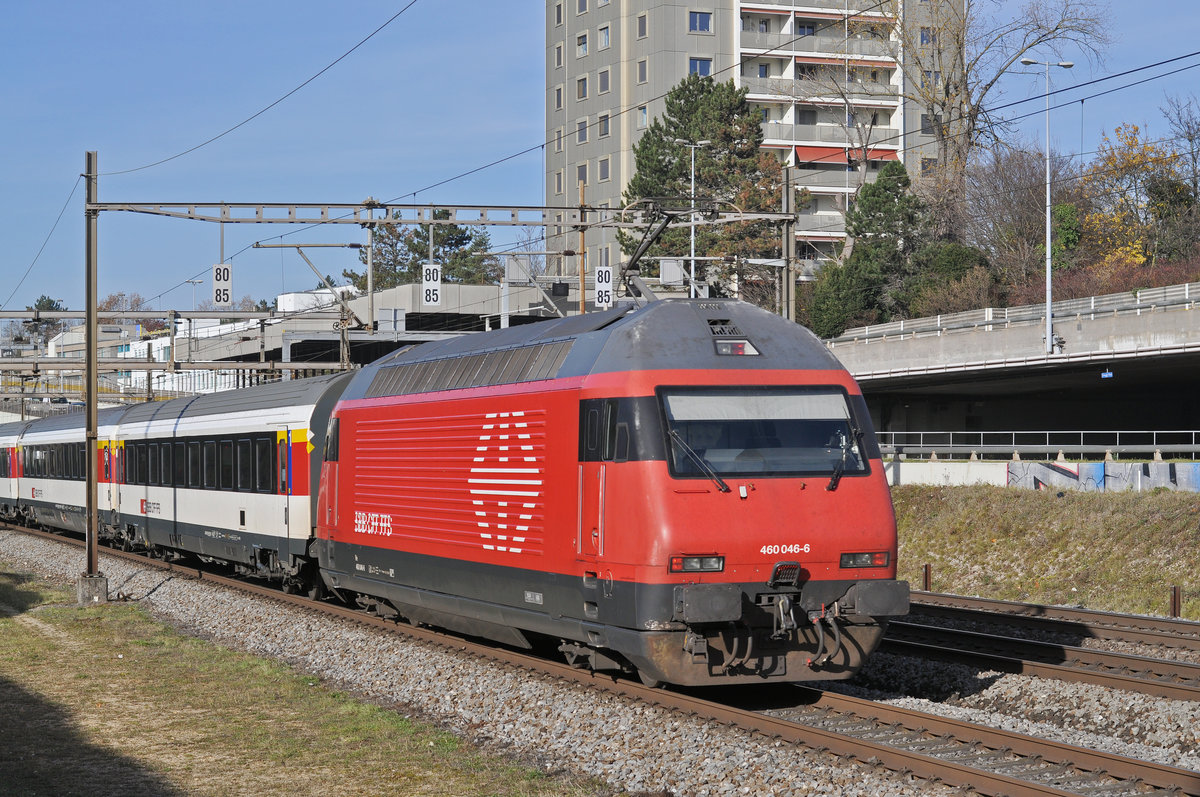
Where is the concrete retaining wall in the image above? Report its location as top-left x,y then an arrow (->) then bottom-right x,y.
884,459 -> 1200,492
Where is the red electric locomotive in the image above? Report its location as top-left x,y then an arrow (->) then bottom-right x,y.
314,297 -> 908,686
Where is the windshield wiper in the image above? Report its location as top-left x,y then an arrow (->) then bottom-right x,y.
668,429 -> 731,493
826,427 -> 863,492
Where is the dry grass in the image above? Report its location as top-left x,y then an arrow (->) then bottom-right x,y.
893,485 -> 1200,617
0,568 -> 613,797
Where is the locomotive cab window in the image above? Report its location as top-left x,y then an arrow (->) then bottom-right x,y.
660,387 -> 871,479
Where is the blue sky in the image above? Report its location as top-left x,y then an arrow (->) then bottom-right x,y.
2,1 -> 1197,313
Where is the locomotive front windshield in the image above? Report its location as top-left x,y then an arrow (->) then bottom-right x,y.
661,387 -> 869,478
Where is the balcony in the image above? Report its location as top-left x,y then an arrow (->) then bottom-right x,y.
741,0 -> 894,14
743,75 -> 899,102
761,122 -> 900,144
740,30 -> 893,60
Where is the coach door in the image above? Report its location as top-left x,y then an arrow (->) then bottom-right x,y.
277,431 -> 291,538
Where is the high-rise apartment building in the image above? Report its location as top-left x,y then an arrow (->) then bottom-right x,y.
545,0 -> 947,277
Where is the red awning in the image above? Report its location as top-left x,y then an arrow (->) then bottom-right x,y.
794,145 -> 899,164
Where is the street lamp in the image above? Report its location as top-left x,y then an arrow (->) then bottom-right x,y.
184,278 -> 202,310
673,138 -> 711,297
1020,56 -> 1073,355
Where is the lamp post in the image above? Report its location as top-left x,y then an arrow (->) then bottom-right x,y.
673,138 -> 711,297
1020,56 -> 1073,354
184,278 -> 202,310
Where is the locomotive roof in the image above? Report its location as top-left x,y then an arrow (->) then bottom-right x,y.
344,298 -> 848,401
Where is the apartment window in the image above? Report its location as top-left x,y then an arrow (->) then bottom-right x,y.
554,86 -> 563,110
796,108 -> 817,126
637,106 -> 647,128
922,70 -> 941,88
577,33 -> 588,57
795,24 -> 815,36
577,119 -> 588,143
920,113 -> 942,135
555,44 -> 563,68
758,18 -> 769,33
599,25 -> 610,49
637,59 -> 647,83
689,12 -> 712,32
599,157 -> 610,181
577,75 -> 588,99
758,63 -> 768,78
637,14 -> 647,38
689,58 -> 712,77
555,170 -> 564,194
598,68 -> 610,93
759,107 -> 769,122
921,157 -> 938,175
577,163 -> 588,185
555,3 -> 563,25
920,27 -> 937,45
598,113 -> 610,136
578,0 -> 587,11
797,62 -> 818,79
556,128 -> 563,152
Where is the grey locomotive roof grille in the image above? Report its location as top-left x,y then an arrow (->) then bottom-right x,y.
364,340 -> 573,399
707,319 -> 743,336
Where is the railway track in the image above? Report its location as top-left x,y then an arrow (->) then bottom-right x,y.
911,591 -> 1200,649
883,620 -> 1200,701
6,522 -> 1200,797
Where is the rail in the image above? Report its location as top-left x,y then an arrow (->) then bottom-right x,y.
877,429 -> 1200,460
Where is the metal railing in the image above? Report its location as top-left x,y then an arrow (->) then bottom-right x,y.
877,430 -> 1200,460
834,282 -> 1200,345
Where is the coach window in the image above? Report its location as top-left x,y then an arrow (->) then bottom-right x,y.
148,444 -> 159,486
203,441 -> 217,488
49,446 -> 59,479
236,439 -> 253,492
160,441 -> 172,484
255,439 -> 274,493
219,441 -> 234,490
174,442 -> 186,487
278,439 -> 288,494
139,444 -> 150,486
188,442 -> 201,488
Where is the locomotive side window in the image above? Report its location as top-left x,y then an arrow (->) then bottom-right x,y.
323,418 -> 340,463
660,387 -> 871,479
579,397 -> 664,463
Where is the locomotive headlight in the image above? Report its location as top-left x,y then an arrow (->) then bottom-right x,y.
669,555 -> 725,573
840,551 -> 890,568
714,339 -> 759,356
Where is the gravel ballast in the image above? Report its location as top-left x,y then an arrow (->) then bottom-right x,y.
2,530 -> 1195,796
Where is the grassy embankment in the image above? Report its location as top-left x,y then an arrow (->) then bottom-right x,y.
0,568 -> 608,797
893,484 -> 1200,618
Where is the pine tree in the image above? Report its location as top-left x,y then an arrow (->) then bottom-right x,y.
344,209 -> 500,292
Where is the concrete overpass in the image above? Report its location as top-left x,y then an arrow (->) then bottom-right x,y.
825,282 -> 1200,435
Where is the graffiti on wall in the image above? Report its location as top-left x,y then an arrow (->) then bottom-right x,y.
1007,461 -> 1200,491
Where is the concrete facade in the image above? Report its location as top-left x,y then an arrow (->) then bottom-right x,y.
545,0 -> 946,276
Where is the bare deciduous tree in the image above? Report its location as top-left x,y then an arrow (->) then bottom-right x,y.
1161,92 -> 1200,196
886,0 -> 1109,238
